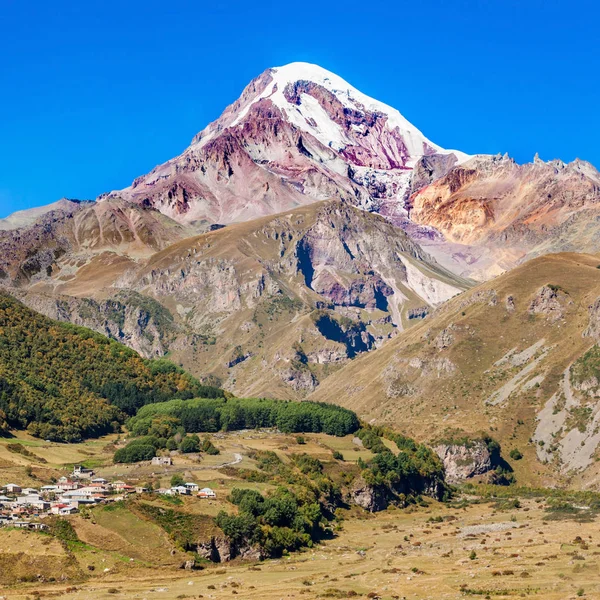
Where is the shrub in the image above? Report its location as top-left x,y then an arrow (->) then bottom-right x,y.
509,448 -> 523,460
179,434 -> 200,453
202,437 -> 220,455
114,443 -> 156,463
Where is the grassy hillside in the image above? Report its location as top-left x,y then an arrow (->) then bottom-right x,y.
311,253 -> 600,487
0,293 -> 223,441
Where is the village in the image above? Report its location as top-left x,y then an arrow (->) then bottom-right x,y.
0,461 -> 217,531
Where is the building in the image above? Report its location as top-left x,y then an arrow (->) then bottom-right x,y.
185,482 -> 199,493
73,466 -> 95,479
151,456 -> 172,466
4,484 -> 22,495
14,496 -> 50,511
198,487 -> 216,499
172,486 -> 190,496
57,478 -> 79,491
51,504 -> 79,515
135,487 -> 149,494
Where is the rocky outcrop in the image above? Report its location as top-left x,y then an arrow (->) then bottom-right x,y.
434,440 -> 493,483
408,306 -> 429,320
16,290 -> 178,358
351,473 -> 446,512
434,325 -> 455,350
584,297 -> 600,342
410,153 -> 600,279
280,365 -> 318,392
410,153 -> 459,194
505,295 -> 515,312
195,536 -> 263,563
350,477 -> 389,512
528,285 -> 571,322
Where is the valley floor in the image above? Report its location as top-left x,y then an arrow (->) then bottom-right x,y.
1,430 -> 599,599
0,495 -> 598,599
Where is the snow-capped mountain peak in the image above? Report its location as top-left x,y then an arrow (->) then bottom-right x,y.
196,62 -> 468,166
107,62 -> 469,226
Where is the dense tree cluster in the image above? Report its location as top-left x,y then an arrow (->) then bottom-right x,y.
215,451 -> 336,557
357,427 -> 447,499
128,397 -> 359,437
113,432 -> 220,463
0,294 -> 222,441
217,486 -> 323,557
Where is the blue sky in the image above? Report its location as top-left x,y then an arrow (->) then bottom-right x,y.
1,0 -> 598,217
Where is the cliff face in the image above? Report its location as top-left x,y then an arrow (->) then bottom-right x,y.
14,290 -> 179,358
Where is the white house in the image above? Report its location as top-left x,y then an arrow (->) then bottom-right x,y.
4,484 -> 22,495
51,504 -> 79,515
14,496 -> 49,510
62,488 -> 93,498
185,482 -> 199,493
151,456 -> 172,466
198,487 -> 216,499
172,486 -> 190,496
73,466 -> 94,479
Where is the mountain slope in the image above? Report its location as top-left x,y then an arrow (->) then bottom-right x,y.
0,199 -> 193,288
310,252 -> 600,487
409,154 -> 600,279
0,293 -> 221,442
0,198 -> 84,231
6,200 -> 470,398
101,62 -> 600,283
106,62 -> 468,226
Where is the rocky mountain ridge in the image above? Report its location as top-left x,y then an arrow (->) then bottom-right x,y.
1,200 -> 470,398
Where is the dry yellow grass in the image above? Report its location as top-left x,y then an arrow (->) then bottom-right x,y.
1,497 -> 599,599
1,429 -> 600,598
